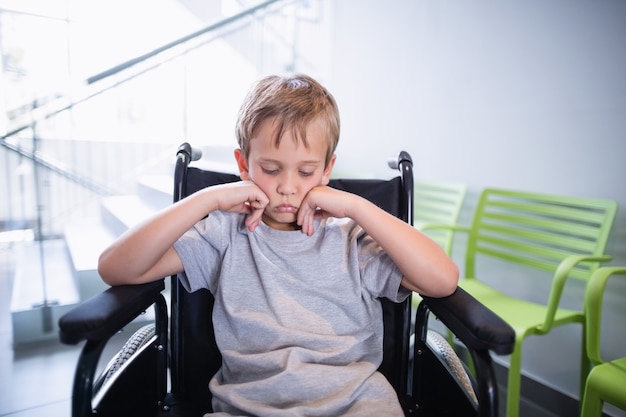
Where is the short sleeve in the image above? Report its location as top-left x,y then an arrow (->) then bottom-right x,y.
172,211 -> 228,294
355,228 -> 410,303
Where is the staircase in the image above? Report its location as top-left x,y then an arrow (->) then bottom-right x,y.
9,148 -> 238,344
4,0 -> 329,345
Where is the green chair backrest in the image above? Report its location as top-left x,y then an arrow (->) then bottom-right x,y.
465,188 -> 618,282
414,180 -> 467,255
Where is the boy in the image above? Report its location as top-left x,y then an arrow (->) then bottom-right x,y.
98,74 -> 459,416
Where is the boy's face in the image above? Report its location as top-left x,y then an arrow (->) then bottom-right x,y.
235,117 -> 335,231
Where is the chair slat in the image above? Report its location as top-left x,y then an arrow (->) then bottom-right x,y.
477,223 -> 601,254
481,211 -> 606,240
414,180 -> 466,255
467,188 -> 617,281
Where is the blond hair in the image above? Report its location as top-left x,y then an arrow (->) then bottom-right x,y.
235,74 -> 340,167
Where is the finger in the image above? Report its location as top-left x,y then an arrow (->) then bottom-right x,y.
248,219 -> 260,232
296,207 -> 306,228
249,199 -> 267,210
314,209 -> 327,221
297,207 -> 311,233
245,215 -> 259,232
246,207 -> 264,231
301,211 -> 314,236
239,203 -> 252,214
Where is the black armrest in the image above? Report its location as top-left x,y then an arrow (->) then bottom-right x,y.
421,287 -> 515,355
58,280 -> 165,345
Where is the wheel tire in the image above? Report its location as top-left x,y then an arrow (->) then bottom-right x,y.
426,329 -> 478,405
93,323 -> 156,397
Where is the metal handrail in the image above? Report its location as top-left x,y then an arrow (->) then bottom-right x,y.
88,0 -> 286,84
1,0 -> 290,143
1,0 -> 295,203
1,138 -> 114,195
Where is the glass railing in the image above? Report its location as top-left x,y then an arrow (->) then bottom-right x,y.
1,0 -> 331,241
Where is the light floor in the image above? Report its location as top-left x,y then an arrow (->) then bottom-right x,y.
0,242 -> 78,417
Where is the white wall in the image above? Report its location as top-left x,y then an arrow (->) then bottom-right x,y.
328,0 -> 626,407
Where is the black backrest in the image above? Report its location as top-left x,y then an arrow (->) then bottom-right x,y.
170,166 -> 413,413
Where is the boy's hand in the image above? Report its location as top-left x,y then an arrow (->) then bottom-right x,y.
297,186 -> 357,236
213,181 -> 268,231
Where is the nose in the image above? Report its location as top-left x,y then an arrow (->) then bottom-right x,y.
277,172 -> 297,195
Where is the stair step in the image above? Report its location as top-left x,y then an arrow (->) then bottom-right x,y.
10,239 -> 79,344
137,175 -> 173,210
64,223 -> 115,300
8,149 -> 243,346
100,195 -> 158,237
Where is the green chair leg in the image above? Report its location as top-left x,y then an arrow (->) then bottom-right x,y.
579,327 -> 591,408
505,337 -> 524,417
580,358 -> 626,417
580,366 -> 606,417
580,267 -> 626,417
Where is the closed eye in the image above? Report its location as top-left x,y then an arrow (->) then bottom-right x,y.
262,168 -> 278,175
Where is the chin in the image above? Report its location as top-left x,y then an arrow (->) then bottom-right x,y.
263,214 -> 297,229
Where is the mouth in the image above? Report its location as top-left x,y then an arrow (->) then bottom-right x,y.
275,203 -> 298,213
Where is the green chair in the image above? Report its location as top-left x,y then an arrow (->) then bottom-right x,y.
580,266 -> 626,417
438,188 -> 618,417
413,180 -> 467,255
411,180 -> 467,310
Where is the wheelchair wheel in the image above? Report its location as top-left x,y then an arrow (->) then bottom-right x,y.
93,323 -> 156,401
426,329 -> 478,405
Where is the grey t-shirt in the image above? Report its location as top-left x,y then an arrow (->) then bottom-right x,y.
173,211 -> 410,416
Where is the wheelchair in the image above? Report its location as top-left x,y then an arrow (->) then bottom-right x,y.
58,143 -> 515,417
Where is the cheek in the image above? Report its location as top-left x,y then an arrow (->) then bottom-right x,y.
249,174 -> 273,195
301,175 -> 326,193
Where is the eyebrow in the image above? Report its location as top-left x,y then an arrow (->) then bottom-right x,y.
258,158 -> 322,165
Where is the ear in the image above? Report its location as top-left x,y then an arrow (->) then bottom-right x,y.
320,154 -> 336,186
234,148 -> 250,180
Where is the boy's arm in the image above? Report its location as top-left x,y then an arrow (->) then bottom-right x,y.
297,186 -> 459,298
98,181 -> 268,286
